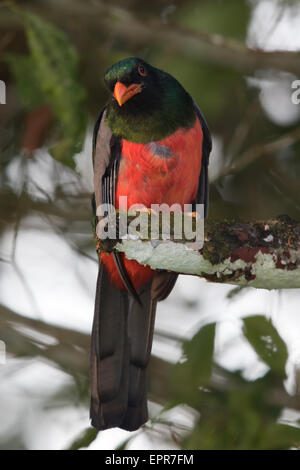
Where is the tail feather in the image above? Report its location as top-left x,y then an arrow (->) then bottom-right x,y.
122,291 -> 157,430
90,264 -> 129,429
90,264 -> 157,431
121,370 -> 148,431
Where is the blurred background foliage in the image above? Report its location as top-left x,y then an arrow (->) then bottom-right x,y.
1,0 -> 300,450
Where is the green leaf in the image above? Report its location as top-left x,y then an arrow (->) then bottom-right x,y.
258,423 -> 300,450
67,427 -> 98,450
9,8 -> 87,167
115,436 -> 134,450
243,315 -> 288,377
171,323 -> 215,406
183,323 -> 216,383
226,285 -> 247,299
4,54 -> 44,109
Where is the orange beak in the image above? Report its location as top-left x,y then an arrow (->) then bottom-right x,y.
113,82 -> 143,106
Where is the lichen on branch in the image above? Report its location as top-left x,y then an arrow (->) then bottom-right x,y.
95,214 -> 300,289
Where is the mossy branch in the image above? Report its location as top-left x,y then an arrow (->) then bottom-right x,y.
96,214 -> 300,290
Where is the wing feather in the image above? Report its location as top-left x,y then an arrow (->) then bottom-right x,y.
93,107 -> 140,301
193,100 -> 212,218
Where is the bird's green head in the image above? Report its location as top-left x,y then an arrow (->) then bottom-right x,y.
104,57 -> 195,143
104,57 -> 163,110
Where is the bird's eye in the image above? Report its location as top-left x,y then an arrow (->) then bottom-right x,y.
138,63 -> 147,77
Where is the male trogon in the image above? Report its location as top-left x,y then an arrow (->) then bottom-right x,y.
90,57 -> 212,431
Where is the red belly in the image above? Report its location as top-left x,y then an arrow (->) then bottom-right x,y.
101,118 -> 203,291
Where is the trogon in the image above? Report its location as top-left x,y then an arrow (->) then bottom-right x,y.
90,57 -> 212,431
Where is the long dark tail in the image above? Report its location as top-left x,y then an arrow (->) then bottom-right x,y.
90,263 -> 157,431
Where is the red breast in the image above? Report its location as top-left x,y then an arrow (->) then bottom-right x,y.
101,117 -> 203,291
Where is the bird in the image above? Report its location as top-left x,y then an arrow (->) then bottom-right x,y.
90,57 -> 212,431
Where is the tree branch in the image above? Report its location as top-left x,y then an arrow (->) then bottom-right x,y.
3,1 -> 300,76
1,304 -> 300,412
219,127 -> 300,179
96,214 -> 300,289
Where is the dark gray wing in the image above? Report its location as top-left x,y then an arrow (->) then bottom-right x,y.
193,100 -> 212,218
93,108 -> 140,303
93,107 -> 111,210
